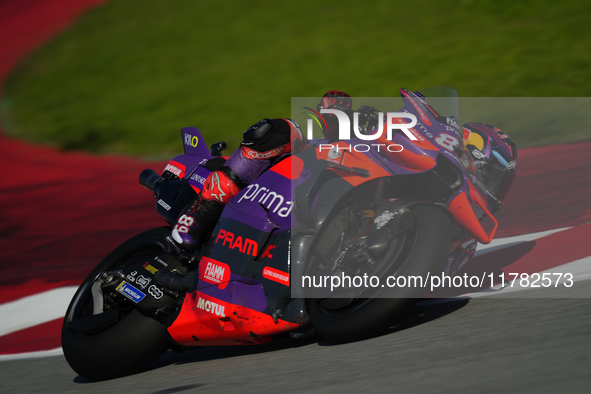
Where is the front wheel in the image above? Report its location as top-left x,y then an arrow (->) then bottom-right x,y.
307,204 -> 452,343
62,228 -> 174,380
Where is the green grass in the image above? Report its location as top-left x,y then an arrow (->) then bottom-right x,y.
2,0 -> 591,157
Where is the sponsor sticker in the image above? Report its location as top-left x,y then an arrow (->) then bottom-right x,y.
199,257 -> 231,289
157,199 -> 171,211
196,297 -> 226,317
215,229 -> 259,256
164,160 -> 186,177
116,281 -> 146,303
472,149 -> 485,160
374,210 -> 396,230
190,173 -> 207,185
126,270 -> 137,282
143,262 -> 159,274
262,266 -> 290,286
237,184 -> 293,217
148,285 -> 164,300
136,275 -> 151,289
446,117 -> 460,131
245,146 -> 284,159
184,133 -> 199,147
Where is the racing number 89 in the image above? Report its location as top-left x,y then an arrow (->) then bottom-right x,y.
174,214 -> 195,234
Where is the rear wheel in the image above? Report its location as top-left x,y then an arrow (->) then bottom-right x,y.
307,203 -> 452,343
62,228 -> 174,380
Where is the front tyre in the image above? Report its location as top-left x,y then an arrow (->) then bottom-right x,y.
62,228 -> 173,381
308,204 -> 452,343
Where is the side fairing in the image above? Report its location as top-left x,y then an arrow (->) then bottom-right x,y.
167,158 -> 306,346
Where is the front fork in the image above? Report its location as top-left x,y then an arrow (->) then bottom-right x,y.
354,179 -> 386,241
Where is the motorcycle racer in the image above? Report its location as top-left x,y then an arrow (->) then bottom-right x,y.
170,91 -> 349,252
171,117 -> 305,251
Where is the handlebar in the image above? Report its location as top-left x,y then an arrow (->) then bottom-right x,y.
139,169 -> 163,192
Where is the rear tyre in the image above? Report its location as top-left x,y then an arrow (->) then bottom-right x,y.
308,204 -> 452,343
62,228 -> 173,380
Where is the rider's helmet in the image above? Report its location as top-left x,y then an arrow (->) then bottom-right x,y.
317,91 -> 353,141
463,123 -> 517,202
318,90 -> 353,112
241,118 -> 306,157
286,118 -> 306,153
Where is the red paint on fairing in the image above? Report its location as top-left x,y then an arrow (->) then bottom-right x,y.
163,160 -> 186,178
167,291 -> 300,346
269,155 -> 305,180
447,185 -> 498,244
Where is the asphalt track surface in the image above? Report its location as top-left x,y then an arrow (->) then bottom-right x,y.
1,0 -> 591,392
2,292 -> 591,394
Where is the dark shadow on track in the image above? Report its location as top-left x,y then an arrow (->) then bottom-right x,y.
151,386 -> 205,394
74,374 -> 205,394
150,332 -> 320,369
316,297 -> 470,346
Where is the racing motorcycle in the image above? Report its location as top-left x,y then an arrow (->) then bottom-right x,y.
62,87 -> 500,380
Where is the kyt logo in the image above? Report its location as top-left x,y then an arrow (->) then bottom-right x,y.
306,109 -> 418,141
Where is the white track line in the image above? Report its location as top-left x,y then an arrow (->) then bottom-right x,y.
475,227 -> 571,256
0,347 -> 63,362
0,286 -> 78,337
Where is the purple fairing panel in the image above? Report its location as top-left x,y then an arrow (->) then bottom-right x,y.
196,277 -> 268,313
187,165 -> 210,190
166,153 -> 211,191
168,154 -> 208,177
223,166 -> 293,231
225,148 -> 290,185
181,127 -> 213,159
